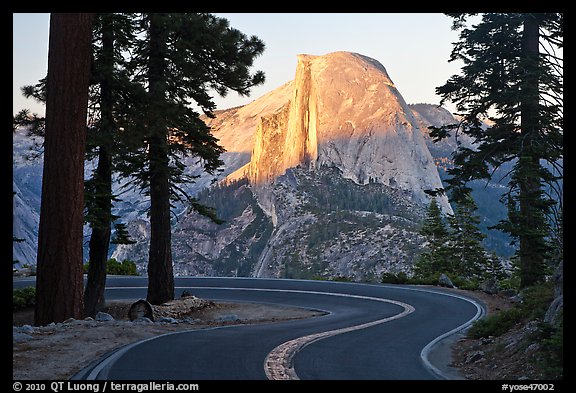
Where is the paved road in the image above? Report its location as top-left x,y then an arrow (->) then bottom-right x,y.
14,276 -> 483,380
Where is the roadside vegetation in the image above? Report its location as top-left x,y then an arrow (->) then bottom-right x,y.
83,258 -> 138,276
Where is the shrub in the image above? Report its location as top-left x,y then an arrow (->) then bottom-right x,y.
406,274 -> 439,286
107,258 -> 138,275
13,286 -> 36,311
450,275 -> 479,290
467,307 -> 525,338
535,314 -> 563,379
83,258 -> 138,276
467,282 -> 555,339
381,272 -> 408,284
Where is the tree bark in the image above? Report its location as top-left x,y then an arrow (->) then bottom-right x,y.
519,13 -> 545,288
35,13 -> 94,326
146,13 -> 174,305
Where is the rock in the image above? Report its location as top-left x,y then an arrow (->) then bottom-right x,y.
544,260 -> 563,324
17,325 -> 36,334
544,295 -> 563,324
480,278 -> 499,294
13,332 -> 34,343
241,52 -> 451,214
158,317 -> 179,324
216,314 -> 240,322
181,317 -> 201,324
509,295 -> 523,304
438,273 -> 455,288
128,299 -> 155,322
133,317 -> 153,324
95,312 -> 114,322
63,318 -> 76,324
465,350 -> 484,363
500,289 -> 517,298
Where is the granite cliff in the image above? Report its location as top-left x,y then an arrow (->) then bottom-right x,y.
227,52 -> 450,213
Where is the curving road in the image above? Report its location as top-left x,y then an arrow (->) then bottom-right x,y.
15,276 -> 483,380
50,277 -> 482,380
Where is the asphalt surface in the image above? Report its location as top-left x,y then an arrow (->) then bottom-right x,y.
14,276 -> 483,380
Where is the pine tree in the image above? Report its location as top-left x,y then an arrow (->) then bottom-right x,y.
34,13 -> 94,326
446,191 -> 489,279
431,13 -> 563,288
83,13 -> 146,317
414,198 -> 451,278
117,13 -> 265,304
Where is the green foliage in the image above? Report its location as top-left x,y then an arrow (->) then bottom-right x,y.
413,198 -> 452,278
13,287 -> 36,311
535,314 -> 563,379
450,275 -> 479,290
111,222 -> 136,244
467,282 -> 555,339
83,258 -> 138,276
467,307 -> 525,339
381,272 -> 409,284
435,13 -> 563,289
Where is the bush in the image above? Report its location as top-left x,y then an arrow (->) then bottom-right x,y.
381,272 -> 409,284
450,275 -> 479,290
467,307 -> 525,338
13,286 -> 35,311
107,258 -> 138,275
83,258 -> 138,276
535,314 -> 563,379
467,282 -> 555,339
407,274 -> 440,286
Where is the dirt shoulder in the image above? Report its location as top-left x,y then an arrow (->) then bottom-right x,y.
13,299 -> 326,380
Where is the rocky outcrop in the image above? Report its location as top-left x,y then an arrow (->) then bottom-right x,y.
238,52 -> 452,214
544,260 -> 563,324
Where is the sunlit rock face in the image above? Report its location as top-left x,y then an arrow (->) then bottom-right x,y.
234,51 -> 451,212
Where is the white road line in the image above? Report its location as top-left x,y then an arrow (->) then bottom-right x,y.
92,284 -> 484,380
261,294 -> 414,380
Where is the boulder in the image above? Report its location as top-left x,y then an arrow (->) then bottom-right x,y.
480,278 -> 499,294
544,260 -> 563,324
180,289 -> 194,298
158,316 -> 179,324
128,299 -> 155,322
95,312 -> 114,322
438,273 -> 455,288
13,332 -> 34,343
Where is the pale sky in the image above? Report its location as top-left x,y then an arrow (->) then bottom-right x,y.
13,13 -> 463,117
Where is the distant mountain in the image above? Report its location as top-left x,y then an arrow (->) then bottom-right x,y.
13,51 -> 519,275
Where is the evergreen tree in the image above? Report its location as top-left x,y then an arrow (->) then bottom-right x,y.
35,13 -> 94,325
414,198 -> 451,278
117,13 -> 265,304
446,191 -> 490,279
83,13 -> 139,317
431,13 -> 563,288
14,13 -> 139,317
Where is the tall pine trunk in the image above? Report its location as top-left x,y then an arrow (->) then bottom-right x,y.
35,13 -> 94,326
84,14 -> 115,317
84,146 -> 112,316
146,13 -> 174,305
518,14 -> 545,288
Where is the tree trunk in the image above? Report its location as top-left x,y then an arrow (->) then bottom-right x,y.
147,134 -> 174,305
35,13 -> 94,326
518,13 -> 545,288
84,14 -> 115,318
146,13 -> 174,305
84,146 -> 112,317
